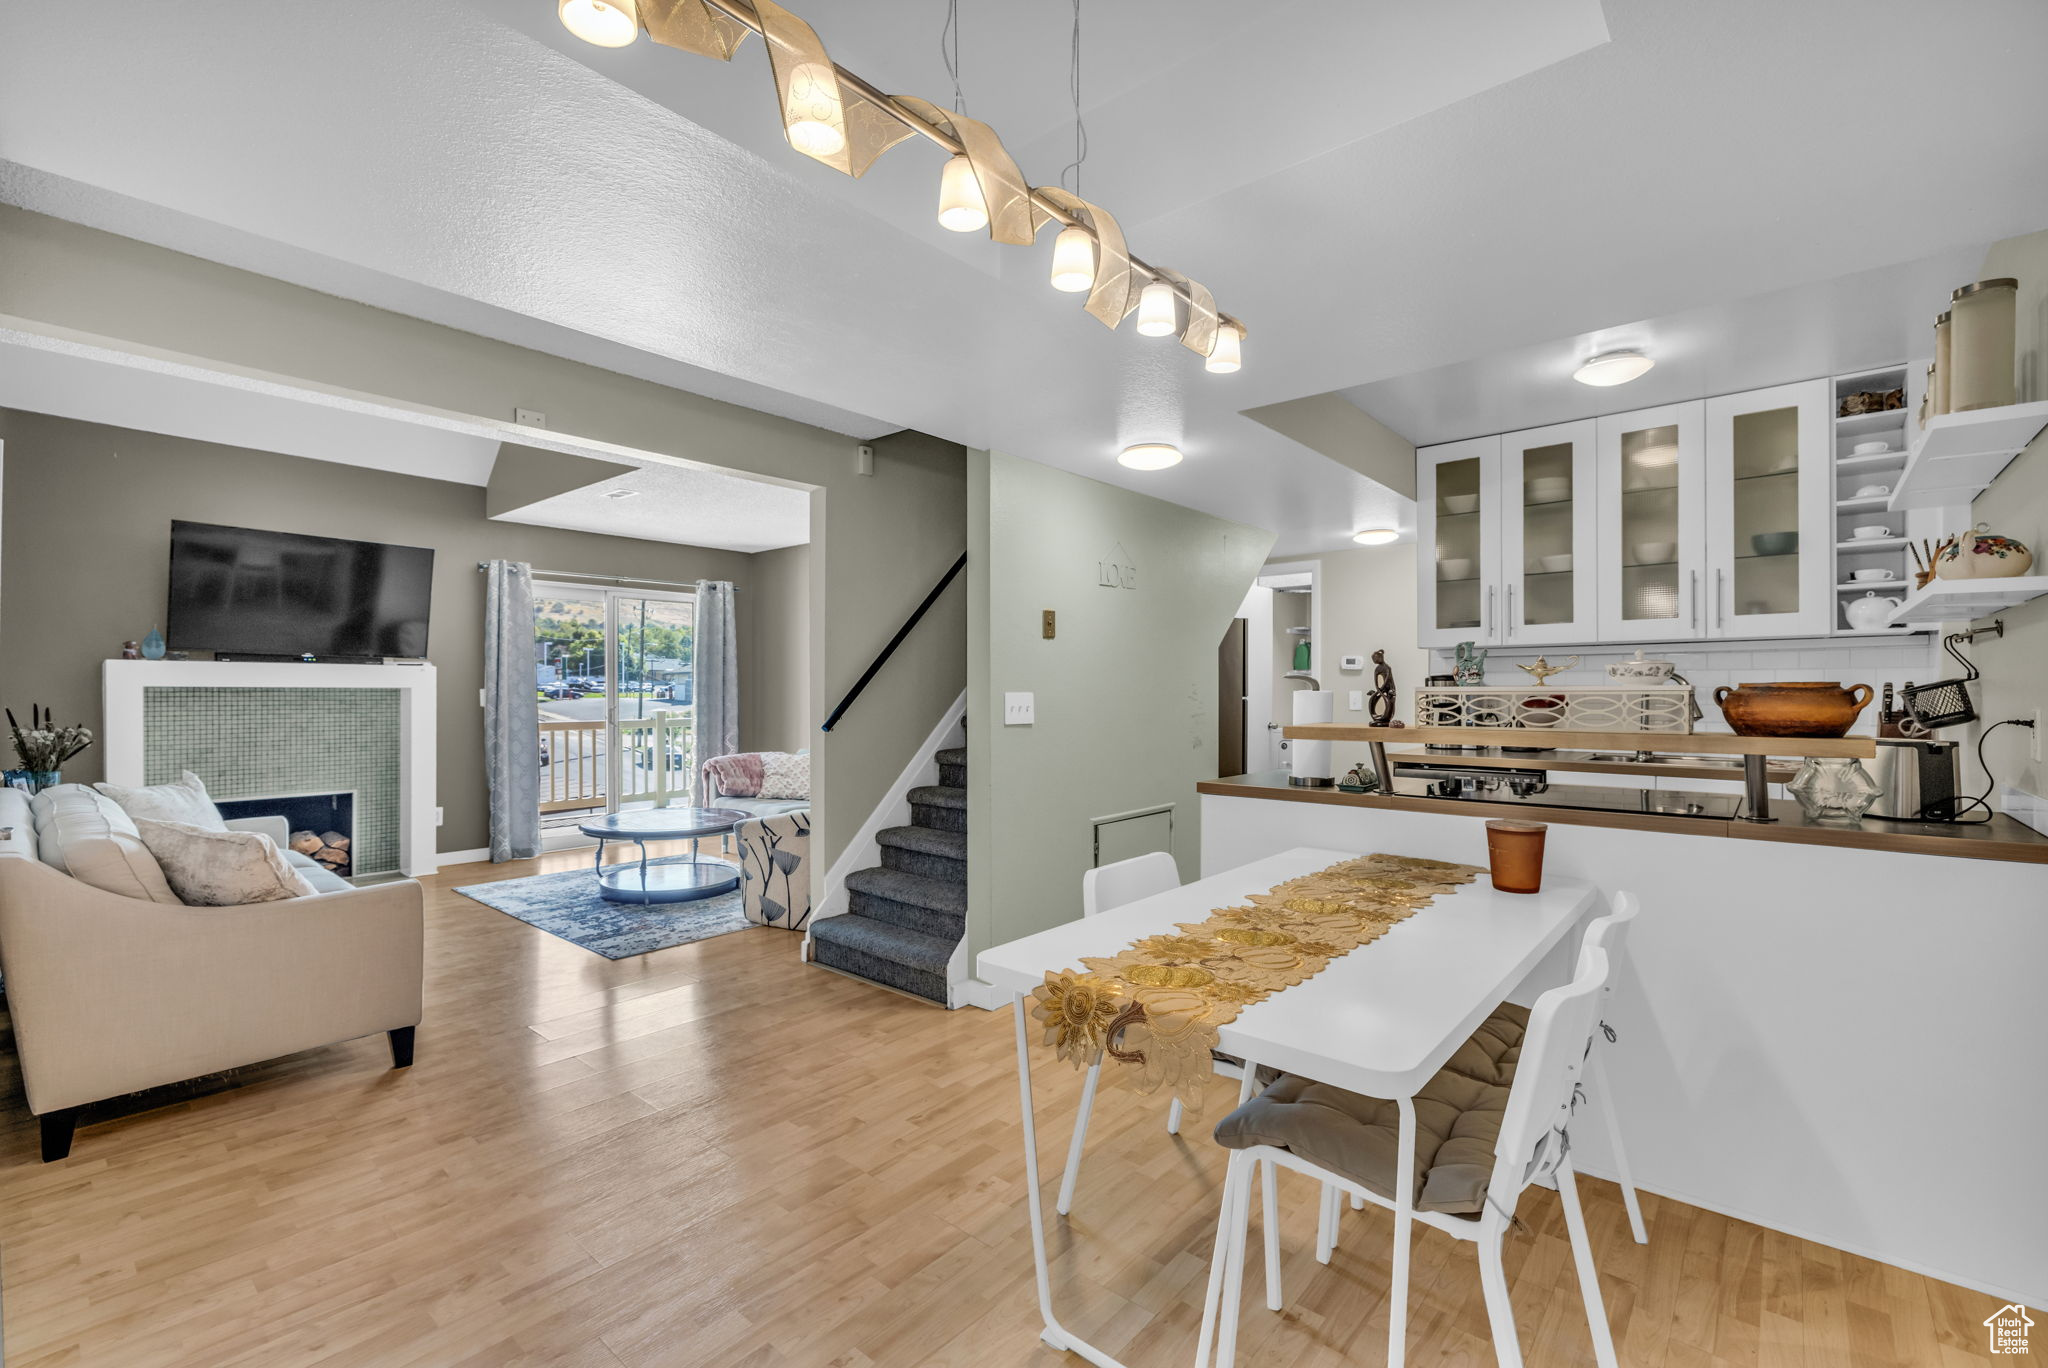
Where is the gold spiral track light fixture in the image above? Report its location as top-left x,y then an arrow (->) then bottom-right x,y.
559,0 -> 1244,373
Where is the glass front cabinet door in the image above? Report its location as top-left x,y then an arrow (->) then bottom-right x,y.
1416,436 -> 1500,648
1595,402 -> 1706,642
1703,379 -> 1831,638
1499,420 -> 1596,644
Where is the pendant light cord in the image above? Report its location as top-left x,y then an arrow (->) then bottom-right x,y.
1059,0 -> 1087,196
941,0 -> 964,113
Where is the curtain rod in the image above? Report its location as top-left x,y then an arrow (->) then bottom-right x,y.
475,562 -> 717,592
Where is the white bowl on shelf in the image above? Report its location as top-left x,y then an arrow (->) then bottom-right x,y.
1526,476 -> 1572,503
1438,558 -> 1474,581
1851,439 -> 1893,456
1537,553 -> 1574,573
1441,494 -> 1480,514
1631,541 -> 1677,565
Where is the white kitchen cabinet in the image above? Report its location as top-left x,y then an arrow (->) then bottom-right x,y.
1416,436 -> 1501,647
1704,379 -> 1833,638
1499,420 -> 1597,645
1595,401 -> 1706,642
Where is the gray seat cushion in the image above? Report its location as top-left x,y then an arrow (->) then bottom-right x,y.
713,797 -> 810,820
1213,1002 -> 1529,1215
284,849 -> 353,896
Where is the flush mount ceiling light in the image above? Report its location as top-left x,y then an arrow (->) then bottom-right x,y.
1352,528 -> 1400,546
1118,443 -> 1183,471
560,0 -> 1243,372
1573,350 -> 1655,387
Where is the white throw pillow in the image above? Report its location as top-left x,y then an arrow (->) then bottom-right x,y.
133,818 -> 317,906
758,751 -> 810,801
95,771 -> 227,831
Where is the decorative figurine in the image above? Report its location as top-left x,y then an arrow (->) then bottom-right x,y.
1515,655 -> 1579,686
140,627 -> 167,661
1369,649 -> 1400,727
1453,640 -> 1488,685
1338,762 -> 1380,793
120,640 -> 141,660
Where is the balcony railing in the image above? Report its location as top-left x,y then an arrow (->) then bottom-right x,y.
539,709 -> 694,814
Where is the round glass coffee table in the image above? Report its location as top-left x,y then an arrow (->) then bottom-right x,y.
578,808 -> 751,905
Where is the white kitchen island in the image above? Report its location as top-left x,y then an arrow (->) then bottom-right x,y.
1198,771 -> 2048,1309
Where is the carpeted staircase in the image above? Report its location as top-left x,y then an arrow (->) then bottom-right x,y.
809,745 -> 967,1004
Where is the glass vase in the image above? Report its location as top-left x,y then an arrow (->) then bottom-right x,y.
28,771 -> 61,792
1787,758 -> 1881,823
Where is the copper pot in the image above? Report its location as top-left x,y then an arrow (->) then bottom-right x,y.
1712,681 -> 1874,738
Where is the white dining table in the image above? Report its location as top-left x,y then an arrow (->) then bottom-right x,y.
976,846 -> 1599,1368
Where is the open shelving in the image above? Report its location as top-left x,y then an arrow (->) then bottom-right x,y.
1886,400 -> 2048,510
1884,574 -> 2048,625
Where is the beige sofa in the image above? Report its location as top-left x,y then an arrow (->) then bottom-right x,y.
0,785 -> 423,1160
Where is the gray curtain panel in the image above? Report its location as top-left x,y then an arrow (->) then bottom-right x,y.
692,581 -> 739,805
484,560 -> 542,862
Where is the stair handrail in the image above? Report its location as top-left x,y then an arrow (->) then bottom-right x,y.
820,551 -> 967,733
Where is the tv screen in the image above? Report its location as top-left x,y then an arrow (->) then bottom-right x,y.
166,521 -> 434,660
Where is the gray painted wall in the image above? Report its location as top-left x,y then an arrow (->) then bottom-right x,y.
0,206 -> 967,870
0,410 -> 807,855
748,543 -> 812,754
966,450 -> 1274,966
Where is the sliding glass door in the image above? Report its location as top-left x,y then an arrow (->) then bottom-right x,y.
533,582 -> 695,819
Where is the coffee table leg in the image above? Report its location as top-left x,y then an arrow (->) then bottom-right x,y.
638,838 -> 650,894
592,837 -> 604,875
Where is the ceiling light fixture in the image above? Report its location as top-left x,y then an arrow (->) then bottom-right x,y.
1351,528 -> 1400,546
559,0 -> 640,47
1048,224 -> 1095,292
561,0 -> 1242,371
1118,443 -> 1182,471
936,153 -> 988,232
1135,279 -> 1178,337
1573,350 -> 1654,387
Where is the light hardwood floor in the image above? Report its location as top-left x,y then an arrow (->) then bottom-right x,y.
0,846 -> 2005,1367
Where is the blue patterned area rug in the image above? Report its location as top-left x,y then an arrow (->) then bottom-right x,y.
454,857 -> 755,959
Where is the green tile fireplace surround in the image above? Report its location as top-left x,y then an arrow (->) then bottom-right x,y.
101,661 -> 440,876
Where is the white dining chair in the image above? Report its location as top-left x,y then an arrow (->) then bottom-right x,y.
1056,851 -> 1248,1216
1583,893 -> 1648,1244
1197,940 -> 1623,1368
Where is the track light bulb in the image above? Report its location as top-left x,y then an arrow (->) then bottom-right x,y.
1205,321 -> 1243,373
936,154 -> 989,233
559,0 -> 639,47
1136,280 -> 1177,337
783,62 -> 847,157
1049,225 -> 1095,292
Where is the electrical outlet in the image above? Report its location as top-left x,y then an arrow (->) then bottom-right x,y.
1004,692 -> 1035,725
1348,690 -> 1364,711
434,806 -> 445,826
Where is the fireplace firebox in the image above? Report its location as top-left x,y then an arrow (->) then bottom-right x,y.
215,791 -> 355,880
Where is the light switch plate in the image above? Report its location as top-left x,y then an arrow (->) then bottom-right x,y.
1004,692 -> 1035,725
1348,690 -> 1364,711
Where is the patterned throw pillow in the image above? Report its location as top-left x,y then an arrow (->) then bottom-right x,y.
95,770 -> 227,830
757,751 -> 811,801
133,818 -> 317,905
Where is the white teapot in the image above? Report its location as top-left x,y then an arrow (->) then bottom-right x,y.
1843,590 -> 1902,631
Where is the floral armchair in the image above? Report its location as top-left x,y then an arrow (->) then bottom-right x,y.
736,810 -> 810,930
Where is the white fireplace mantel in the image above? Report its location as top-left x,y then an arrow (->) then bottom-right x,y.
101,660 -> 439,876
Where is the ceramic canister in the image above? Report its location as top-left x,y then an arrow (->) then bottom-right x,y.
1950,279 -> 2018,412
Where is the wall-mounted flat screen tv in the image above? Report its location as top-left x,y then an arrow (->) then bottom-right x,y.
166,521 -> 434,660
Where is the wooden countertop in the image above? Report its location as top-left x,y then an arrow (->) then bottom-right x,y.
1196,772 -> 2048,865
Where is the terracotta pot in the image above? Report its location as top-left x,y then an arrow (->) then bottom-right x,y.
1712,681 -> 1874,738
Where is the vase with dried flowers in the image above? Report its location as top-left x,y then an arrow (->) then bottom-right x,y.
7,705 -> 94,792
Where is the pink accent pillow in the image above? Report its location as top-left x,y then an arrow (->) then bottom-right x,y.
704,753 -> 765,798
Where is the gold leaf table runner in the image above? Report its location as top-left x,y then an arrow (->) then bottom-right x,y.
1028,854 -> 1483,1117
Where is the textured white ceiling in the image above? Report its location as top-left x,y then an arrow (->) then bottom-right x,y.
1339,245 -> 1991,447
0,332 -> 810,553
3,0 -> 2047,558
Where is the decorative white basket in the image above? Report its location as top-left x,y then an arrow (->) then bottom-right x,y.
1413,684 -> 1695,734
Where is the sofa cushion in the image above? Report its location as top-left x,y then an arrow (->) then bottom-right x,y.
1212,1003 -> 1529,1215
713,796 -> 811,820
94,770 -> 226,830
758,751 -> 811,800
0,787 -> 36,861
134,818 -> 317,906
29,785 -> 182,904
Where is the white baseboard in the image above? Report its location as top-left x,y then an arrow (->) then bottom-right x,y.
804,692 -> 967,959
435,846 -> 491,868
953,977 -> 1008,1012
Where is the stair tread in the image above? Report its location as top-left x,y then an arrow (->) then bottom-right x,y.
877,825 -> 967,860
935,747 -> 968,768
811,913 -> 956,973
908,784 -> 966,809
845,866 -> 967,913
